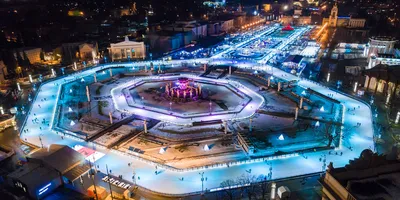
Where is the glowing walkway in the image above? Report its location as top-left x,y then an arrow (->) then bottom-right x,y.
19,28 -> 374,195
19,60 -> 374,194
110,74 -> 264,125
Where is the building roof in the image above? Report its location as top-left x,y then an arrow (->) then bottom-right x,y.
370,36 -> 397,42
283,55 -> 304,64
282,24 -> 294,31
325,149 -> 400,200
8,162 -> 60,191
63,163 -> 90,182
110,36 -> 144,46
29,144 -> 85,174
364,64 -> 400,83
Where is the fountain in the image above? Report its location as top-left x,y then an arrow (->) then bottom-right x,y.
165,78 -> 201,101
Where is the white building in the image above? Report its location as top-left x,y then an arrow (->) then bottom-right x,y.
108,36 -> 146,61
366,37 -> 398,69
368,54 -> 400,69
367,36 -> 397,58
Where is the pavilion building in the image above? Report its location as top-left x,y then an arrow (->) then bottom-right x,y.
108,36 -> 146,61
363,64 -> 400,100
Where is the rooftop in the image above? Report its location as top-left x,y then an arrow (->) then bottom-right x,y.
326,149 -> 400,200
8,162 -> 60,191
28,144 -> 86,174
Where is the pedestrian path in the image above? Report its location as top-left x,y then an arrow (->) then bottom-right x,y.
19,59 -> 374,194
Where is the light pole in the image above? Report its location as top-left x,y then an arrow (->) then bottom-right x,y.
88,160 -> 99,200
199,172 -> 206,193
39,135 -> 43,148
106,165 -> 114,200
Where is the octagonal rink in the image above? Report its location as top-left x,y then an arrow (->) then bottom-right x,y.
111,74 -> 264,125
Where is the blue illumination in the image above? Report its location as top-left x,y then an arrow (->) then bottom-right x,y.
38,188 -> 49,195
38,183 -> 51,196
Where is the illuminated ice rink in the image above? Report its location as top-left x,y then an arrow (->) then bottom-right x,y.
19,24 -> 374,195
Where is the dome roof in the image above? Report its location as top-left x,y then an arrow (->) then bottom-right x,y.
360,149 -> 373,160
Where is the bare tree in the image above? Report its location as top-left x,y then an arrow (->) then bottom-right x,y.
256,174 -> 270,199
315,121 -> 341,147
237,173 -> 257,200
219,179 -> 238,200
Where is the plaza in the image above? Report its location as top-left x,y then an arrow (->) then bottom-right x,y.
18,23 -> 374,196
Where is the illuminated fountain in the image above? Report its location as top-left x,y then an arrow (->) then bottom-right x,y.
165,77 -> 201,101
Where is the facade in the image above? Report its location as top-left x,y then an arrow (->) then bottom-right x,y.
220,18 -> 234,32
0,60 -> 8,82
148,31 -> 193,53
14,47 -> 42,64
366,37 -> 398,69
0,114 -> 16,132
108,36 -> 146,61
280,9 -> 311,25
364,64 -> 400,103
322,4 -> 365,28
280,16 -> 311,25
61,42 -> 98,65
163,21 -> 208,40
320,149 -> 400,200
367,36 -> 397,58
368,54 -> 400,69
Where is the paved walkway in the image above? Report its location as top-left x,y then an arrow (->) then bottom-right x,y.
19,24 -> 374,194
19,60 -> 374,194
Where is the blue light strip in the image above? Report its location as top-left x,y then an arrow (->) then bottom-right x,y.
38,183 -> 51,195
38,188 -> 49,196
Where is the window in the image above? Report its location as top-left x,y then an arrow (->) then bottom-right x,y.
121,49 -> 125,58
131,49 -> 136,57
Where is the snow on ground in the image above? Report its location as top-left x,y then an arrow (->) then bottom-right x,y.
19,26 -> 374,194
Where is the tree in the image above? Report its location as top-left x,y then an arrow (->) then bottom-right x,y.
219,179 -> 238,200
40,51 -> 45,61
15,50 -> 24,67
315,121 -> 341,147
98,101 -> 109,108
256,174 -> 270,200
237,173 -> 257,200
22,51 -> 31,66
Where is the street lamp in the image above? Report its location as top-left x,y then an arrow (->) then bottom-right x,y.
199,172 -> 207,193
39,135 -> 43,148
353,82 -> 358,93
283,5 -> 288,10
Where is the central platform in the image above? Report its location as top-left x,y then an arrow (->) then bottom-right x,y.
111,74 -> 264,125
